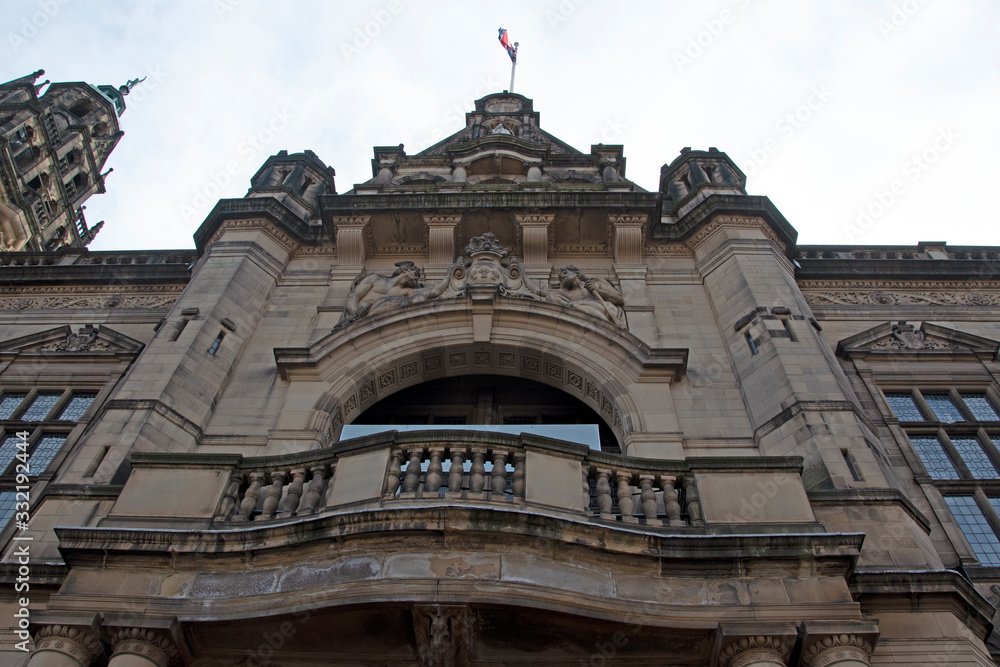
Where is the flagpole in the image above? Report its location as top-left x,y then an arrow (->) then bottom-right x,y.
510,58 -> 516,93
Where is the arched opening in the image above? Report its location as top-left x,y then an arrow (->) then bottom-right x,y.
68,98 -> 93,118
351,374 -> 620,452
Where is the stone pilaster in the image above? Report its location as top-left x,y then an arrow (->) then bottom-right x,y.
515,212 -> 553,282
609,213 -> 646,265
424,213 -> 461,264
334,214 -> 370,265
28,624 -> 104,667
107,628 -> 180,667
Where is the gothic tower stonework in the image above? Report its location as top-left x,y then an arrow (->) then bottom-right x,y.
1,93 -> 999,665
0,69 -> 137,251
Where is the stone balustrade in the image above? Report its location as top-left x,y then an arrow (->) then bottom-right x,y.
582,460 -> 702,527
213,454 -> 337,523
383,441 -> 525,503
119,431 -> 808,533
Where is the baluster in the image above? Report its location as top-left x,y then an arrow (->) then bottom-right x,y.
383,450 -> 404,499
490,450 -> 508,500
511,452 -> 525,501
256,471 -> 287,521
425,448 -> 444,498
682,475 -> 704,526
213,472 -> 244,522
446,448 -> 465,497
399,448 -> 423,498
582,465 -> 592,512
639,474 -> 660,525
282,468 -> 307,516
301,465 -> 328,513
616,472 -> 637,523
233,472 -> 265,522
469,448 -> 487,497
595,469 -> 614,520
660,475 -> 683,526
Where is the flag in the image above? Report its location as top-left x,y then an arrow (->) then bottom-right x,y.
498,27 -> 518,63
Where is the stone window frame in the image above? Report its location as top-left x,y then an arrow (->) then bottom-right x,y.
878,383 -> 1000,568
0,386 -> 101,534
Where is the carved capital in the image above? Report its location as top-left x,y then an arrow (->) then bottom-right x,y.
108,628 -> 180,667
718,634 -> 792,667
800,634 -> 873,667
33,624 -> 105,666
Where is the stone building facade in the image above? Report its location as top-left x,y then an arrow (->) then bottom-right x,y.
0,92 -> 999,665
0,70 -> 135,252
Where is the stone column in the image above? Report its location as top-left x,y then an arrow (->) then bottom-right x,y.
107,628 -> 179,667
28,624 -> 104,667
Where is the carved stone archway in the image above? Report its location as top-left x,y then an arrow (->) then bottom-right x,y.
275,297 -> 687,450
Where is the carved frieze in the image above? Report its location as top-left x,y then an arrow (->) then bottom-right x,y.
0,285 -> 182,310
803,289 -> 1000,306
336,233 -> 628,328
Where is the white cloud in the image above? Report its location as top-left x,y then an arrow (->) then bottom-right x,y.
5,0 -> 998,250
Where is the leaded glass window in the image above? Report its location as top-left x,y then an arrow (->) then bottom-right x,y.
951,437 -> 1000,479
20,392 -> 62,421
0,394 -> 26,419
924,394 -> 964,423
909,436 -> 959,479
964,394 -> 1000,421
58,394 -> 95,421
885,394 -> 924,421
944,496 -> 1000,566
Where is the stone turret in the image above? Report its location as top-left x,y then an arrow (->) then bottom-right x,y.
659,147 -> 746,220
246,149 -> 336,224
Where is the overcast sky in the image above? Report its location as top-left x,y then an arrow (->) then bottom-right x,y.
6,0 -> 998,252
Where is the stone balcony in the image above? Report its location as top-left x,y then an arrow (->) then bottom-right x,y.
101,429 -> 819,534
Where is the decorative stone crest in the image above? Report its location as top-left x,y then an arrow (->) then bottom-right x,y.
337,233 -> 628,328
869,321 -> 953,350
38,324 -> 111,352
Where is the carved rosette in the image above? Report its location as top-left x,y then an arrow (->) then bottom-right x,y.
800,634 -> 873,667
108,628 -> 179,667
718,635 -> 792,667
33,624 -> 104,665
